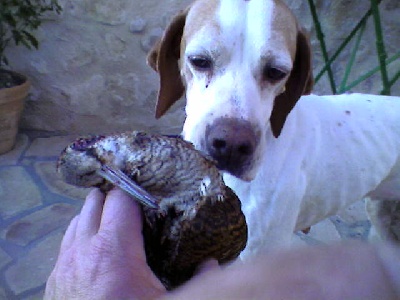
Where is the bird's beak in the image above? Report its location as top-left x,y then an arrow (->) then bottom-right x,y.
97,164 -> 159,209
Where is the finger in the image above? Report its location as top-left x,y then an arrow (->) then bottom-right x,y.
59,215 -> 79,254
98,188 -> 143,243
76,188 -> 105,237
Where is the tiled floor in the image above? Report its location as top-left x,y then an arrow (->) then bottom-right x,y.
0,133 -> 371,299
0,134 -> 89,299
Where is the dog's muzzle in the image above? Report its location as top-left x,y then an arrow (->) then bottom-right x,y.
204,117 -> 260,179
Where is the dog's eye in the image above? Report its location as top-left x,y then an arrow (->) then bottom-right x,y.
263,66 -> 287,82
188,55 -> 212,71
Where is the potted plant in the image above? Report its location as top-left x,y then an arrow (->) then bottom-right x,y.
0,0 -> 61,154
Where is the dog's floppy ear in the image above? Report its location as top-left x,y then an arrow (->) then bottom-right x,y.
147,9 -> 189,119
269,30 -> 313,137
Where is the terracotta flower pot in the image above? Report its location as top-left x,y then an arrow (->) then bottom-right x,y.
0,70 -> 30,154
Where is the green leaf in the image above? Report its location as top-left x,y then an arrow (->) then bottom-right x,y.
3,12 -> 17,28
1,56 -> 9,66
22,30 -> 39,49
11,29 -> 22,45
0,0 -> 62,63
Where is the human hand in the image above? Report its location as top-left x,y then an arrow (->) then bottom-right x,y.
164,242 -> 399,300
44,188 -> 166,300
45,188 -> 400,300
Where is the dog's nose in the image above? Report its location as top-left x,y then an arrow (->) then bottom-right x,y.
205,118 -> 258,177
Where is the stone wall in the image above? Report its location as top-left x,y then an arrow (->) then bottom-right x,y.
6,0 -> 400,135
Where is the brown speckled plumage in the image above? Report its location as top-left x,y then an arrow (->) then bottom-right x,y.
57,131 -> 248,289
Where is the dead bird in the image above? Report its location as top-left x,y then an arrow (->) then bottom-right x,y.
57,131 -> 248,289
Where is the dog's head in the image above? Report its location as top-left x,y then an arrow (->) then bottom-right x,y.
148,0 -> 312,181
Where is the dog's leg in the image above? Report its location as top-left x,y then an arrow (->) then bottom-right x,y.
366,198 -> 400,242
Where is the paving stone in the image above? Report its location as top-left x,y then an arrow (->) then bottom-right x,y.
25,135 -> 77,157
291,232 -> 310,247
330,216 -> 370,240
0,167 -> 42,219
307,218 -> 341,243
294,218 -> 342,247
2,203 -> 78,246
0,247 -> 12,269
0,287 -> 7,300
22,290 -> 44,300
5,231 -> 63,296
34,161 -> 90,201
337,199 -> 368,223
0,134 -> 29,166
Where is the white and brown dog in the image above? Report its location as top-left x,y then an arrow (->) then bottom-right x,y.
148,0 -> 400,258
